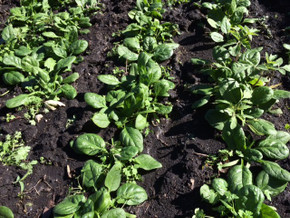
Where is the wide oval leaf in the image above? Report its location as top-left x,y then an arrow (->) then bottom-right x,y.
227,165 -> 252,193
101,208 -> 126,218
81,160 -> 104,190
85,93 -> 106,109
260,160 -> 290,182
73,133 -> 105,156
120,127 -> 143,152
3,71 -> 25,85
257,139 -> 289,160
117,183 -> 148,206
92,112 -> 110,128
0,206 -> 14,218
98,75 -> 120,85
252,86 -> 274,105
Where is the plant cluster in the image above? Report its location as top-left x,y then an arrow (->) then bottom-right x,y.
0,0 -> 100,111
53,0 -> 179,217
192,0 -> 290,217
0,132 -> 37,193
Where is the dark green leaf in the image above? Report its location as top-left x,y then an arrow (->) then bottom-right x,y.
243,149 -> 263,162
81,160 -> 104,189
205,109 -> 230,131
222,123 -> 246,150
56,56 -> 76,71
105,162 -> 122,192
120,127 -> 143,152
120,146 -> 139,160
247,119 -> 276,136
256,170 -> 287,198
123,37 -> 140,52
227,165 -> 252,193
153,43 -> 179,62
252,86 -> 274,105
117,183 -> 147,206
236,185 -> 264,215
3,71 -> 25,85
53,195 -> 85,216
73,133 -> 105,156
14,46 -> 32,57
101,208 -> 126,218
71,40 -> 88,55
257,139 -> 289,160
117,45 -> 138,61
260,160 -> 290,182
61,84 -> 77,100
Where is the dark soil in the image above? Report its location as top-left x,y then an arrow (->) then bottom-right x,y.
0,0 -> 289,218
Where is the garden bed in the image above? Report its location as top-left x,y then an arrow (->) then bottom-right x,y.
0,0 -> 289,217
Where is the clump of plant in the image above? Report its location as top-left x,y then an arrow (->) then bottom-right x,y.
0,132 -> 37,190
0,0 -> 100,111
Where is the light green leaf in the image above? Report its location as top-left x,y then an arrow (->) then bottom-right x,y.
73,133 -> 105,156
117,183 -> 148,206
105,162 -> 122,191
210,32 -> 224,43
85,93 -> 106,109
92,112 -> 110,128
135,154 -> 162,170
98,75 -> 120,85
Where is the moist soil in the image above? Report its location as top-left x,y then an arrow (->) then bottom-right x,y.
0,0 -> 290,217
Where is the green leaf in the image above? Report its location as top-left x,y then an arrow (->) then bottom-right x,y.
73,133 -> 105,156
0,206 -> 14,218
81,160 -> 104,190
222,123 -> 246,150
260,160 -> 290,182
200,184 -> 219,204
85,93 -> 106,109
56,56 -> 76,71
282,64 -> 290,72
227,165 -> 252,193
53,46 -> 67,58
117,45 -> 138,61
98,75 -> 120,85
210,32 -> 224,43
42,31 -> 59,38
6,94 -> 30,108
243,149 -> 263,162
117,183 -> 148,206
247,119 -> 276,136
192,96 -> 210,109
101,208 -> 126,218
256,170 -> 288,198
92,112 -> 110,128
135,114 -> 147,130
236,185 -> 264,215
2,25 -> 15,41
61,84 -> 77,100
71,40 -> 88,55
191,58 -> 210,65
120,127 -> 143,152
212,178 -> 228,196
54,195 -> 85,216
105,162 -> 122,192
267,131 -> 290,144
221,16 -> 231,34
153,43 -> 179,62
273,90 -> 290,99
3,55 -> 22,69
207,18 -> 218,28
143,36 -> 157,51
3,71 -> 25,85
257,139 -> 289,160
44,58 -> 56,71
135,154 -> 162,170
154,79 -> 175,97
205,109 -> 230,130
63,72 -> 79,84
120,146 -> 139,161
14,46 -> 32,57
123,37 -> 140,52
252,86 -> 274,105
260,204 -> 280,218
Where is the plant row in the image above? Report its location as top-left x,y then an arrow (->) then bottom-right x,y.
53,0 -> 179,217
0,0 -> 99,113
191,1 -> 290,217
